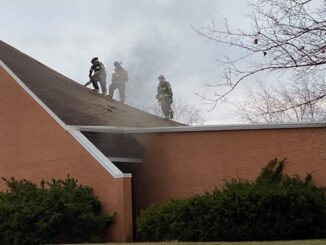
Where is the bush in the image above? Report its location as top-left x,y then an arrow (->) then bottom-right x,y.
0,176 -> 114,245
136,158 -> 326,241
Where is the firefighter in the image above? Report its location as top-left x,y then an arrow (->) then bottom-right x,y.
84,57 -> 107,95
156,75 -> 173,120
108,61 -> 128,103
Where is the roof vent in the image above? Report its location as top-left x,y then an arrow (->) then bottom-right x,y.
103,105 -> 117,113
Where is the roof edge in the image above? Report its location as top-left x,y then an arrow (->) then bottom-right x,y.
68,121 -> 326,134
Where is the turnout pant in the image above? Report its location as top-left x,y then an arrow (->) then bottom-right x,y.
108,82 -> 126,102
160,98 -> 173,119
91,73 -> 107,95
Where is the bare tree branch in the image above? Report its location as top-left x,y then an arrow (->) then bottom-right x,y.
234,77 -> 326,123
141,99 -> 206,125
195,0 -> 326,113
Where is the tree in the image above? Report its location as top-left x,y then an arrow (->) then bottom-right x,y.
194,0 -> 326,113
137,158 -> 326,241
234,79 -> 326,123
0,176 -> 114,244
145,99 -> 205,125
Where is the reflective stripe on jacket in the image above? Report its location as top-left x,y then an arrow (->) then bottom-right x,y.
89,61 -> 105,76
157,81 -> 173,100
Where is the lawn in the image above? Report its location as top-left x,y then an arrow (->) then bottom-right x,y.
61,239 -> 326,245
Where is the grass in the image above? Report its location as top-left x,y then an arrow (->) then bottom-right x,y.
61,239 -> 326,245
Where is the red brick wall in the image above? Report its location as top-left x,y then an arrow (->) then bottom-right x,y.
0,67 -> 132,242
135,127 -> 326,212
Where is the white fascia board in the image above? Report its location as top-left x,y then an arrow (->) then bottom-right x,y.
67,125 -> 125,133
70,130 -> 131,178
0,60 -> 129,179
109,157 -> 142,163
68,121 -> 326,134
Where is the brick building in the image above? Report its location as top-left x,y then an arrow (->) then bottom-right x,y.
1,40 -> 326,241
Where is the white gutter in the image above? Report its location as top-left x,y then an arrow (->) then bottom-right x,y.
68,121 -> 326,134
0,60 -> 128,179
109,157 -> 142,163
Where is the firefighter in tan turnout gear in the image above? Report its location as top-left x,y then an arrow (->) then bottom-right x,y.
108,61 -> 128,103
84,57 -> 107,95
156,75 -> 174,120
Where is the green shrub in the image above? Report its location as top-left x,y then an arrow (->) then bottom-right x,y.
136,158 -> 326,241
0,176 -> 114,245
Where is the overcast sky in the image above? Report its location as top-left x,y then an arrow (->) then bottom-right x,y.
0,0 -> 253,124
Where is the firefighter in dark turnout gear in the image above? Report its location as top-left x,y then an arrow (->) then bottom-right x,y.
108,62 -> 128,103
156,75 -> 173,120
84,57 -> 107,95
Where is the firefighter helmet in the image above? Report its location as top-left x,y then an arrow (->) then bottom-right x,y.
91,57 -> 98,64
158,75 -> 165,81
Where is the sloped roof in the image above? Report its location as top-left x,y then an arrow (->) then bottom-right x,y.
0,40 -> 182,127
